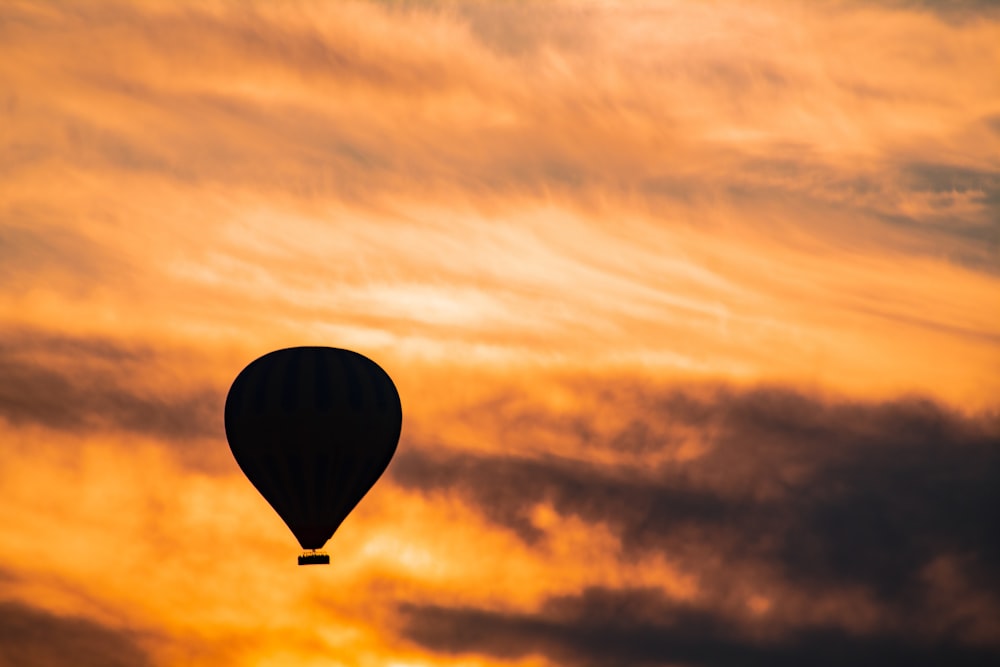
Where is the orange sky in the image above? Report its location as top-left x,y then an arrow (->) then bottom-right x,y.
1,1 -> 998,666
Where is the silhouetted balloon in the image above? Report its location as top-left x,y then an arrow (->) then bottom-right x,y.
224,347 -> 402,564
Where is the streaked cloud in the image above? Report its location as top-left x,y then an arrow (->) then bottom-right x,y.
400,585 -> 1000,667
0,329 -> 222,443
0,600 -> 152,667
1,0 -> 998,665
392,385 -> 1000,646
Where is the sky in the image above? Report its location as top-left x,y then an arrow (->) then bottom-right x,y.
1,0 -> 999,665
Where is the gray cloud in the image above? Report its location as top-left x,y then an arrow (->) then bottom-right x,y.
391,385 -> 1000,635
903,162 -> 1000,196
0,217 -> 128,292
987,114 -> 1000,135
871,162 -> 1000,272
875,0 -> 1000,21
400,586 -> 1000,667
0,329 -> 228,470
0,599 -> 152,667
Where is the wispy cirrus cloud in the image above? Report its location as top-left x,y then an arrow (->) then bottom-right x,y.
3,1 -> 996,225
2,1 -> 997,406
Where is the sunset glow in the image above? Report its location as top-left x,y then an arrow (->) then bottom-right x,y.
2,1 -> 998,665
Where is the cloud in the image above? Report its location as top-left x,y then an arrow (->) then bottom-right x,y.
875,0 -> 1000,21
0,599 -> 151,667
0,218 -> 128,293
391,384 -> 1000,636
2,1 -> 998,408
0,329 -> 224,445
886,162 -> 1000,266
399,586 -> 1000,667
3,0 -> 997,227
1,2 -> 998,664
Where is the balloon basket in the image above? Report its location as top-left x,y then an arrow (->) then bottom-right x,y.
298,551 -> 330,566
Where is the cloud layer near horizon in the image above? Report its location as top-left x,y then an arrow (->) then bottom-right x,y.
392,385 -> 1000,664
1,1 -> 998,665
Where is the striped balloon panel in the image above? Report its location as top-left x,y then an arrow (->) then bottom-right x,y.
224,347 -> 402,550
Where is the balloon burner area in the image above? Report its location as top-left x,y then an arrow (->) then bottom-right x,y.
298,550 -> 330,566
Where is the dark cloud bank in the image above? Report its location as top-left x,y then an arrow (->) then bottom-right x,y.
0,329 -> 232,472
401,587 -> 1000,667
3,329 -> 998,663
391,386 -> 1000,666
0,331 -> 221,442
0,599 -> 151,667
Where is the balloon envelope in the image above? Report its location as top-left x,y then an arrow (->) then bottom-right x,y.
224,347 -> 402,551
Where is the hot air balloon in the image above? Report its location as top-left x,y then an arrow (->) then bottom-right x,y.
224,347 -> 402,565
